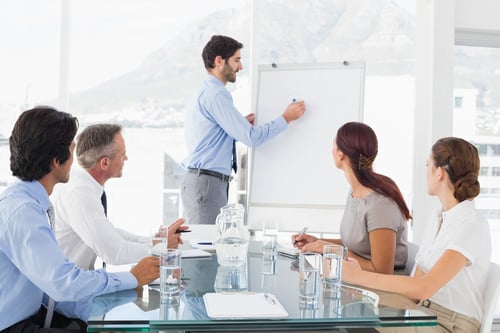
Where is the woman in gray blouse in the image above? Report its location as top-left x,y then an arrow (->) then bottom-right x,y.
293,122 -> 411,274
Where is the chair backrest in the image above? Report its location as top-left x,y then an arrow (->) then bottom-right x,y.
481,262 -> 500,333
405,241 -> 419,276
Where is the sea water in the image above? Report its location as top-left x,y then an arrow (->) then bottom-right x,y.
215,237 -> 249,266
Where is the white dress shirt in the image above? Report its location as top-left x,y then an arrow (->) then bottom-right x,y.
415,199 -> 491,321
52,166 -> 151,270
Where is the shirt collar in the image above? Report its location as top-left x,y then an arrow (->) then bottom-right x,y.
73,165 -> 105,194
206,73 -> 225,86
441,199 -> 475,221
17,179 -> 52,212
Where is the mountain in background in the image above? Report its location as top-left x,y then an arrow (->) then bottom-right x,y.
61,0 -> 500,134
67,0 -> 415,126
68,4 -> 251,125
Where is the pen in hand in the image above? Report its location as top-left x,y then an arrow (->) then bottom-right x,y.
175,229 -> 192,234
293,226 -> 308,246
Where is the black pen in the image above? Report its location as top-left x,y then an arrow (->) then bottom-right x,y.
175,229 -> 192,234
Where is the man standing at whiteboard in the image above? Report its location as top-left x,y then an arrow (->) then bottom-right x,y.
181,35 -> 306,225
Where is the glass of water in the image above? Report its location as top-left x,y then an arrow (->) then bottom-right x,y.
299,252 -> 321,304
213,263 -> 248,292
322,244 -> 345,289
160,248 -> 181,299
262,233 -> 278,260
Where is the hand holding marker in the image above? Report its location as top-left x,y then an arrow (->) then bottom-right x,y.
282,97 -> 305,124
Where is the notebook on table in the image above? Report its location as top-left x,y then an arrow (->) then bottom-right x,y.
203,292 -> 288,319
277,247 -> 300,259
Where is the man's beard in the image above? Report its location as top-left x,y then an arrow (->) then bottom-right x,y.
223,64 -> 237,83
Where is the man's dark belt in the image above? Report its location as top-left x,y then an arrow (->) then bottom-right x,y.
188,168 -> 233,182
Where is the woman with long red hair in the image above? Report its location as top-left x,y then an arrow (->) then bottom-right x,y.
293,122 -> 411,274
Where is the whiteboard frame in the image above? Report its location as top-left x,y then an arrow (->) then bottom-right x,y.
246,62 -> 365,232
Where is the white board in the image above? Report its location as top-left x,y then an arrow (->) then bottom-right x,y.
247,62 -> 365,232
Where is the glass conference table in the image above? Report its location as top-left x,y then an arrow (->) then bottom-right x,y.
87,242 -> 437,332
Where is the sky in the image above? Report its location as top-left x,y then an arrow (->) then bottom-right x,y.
0,0 -> 246,103
0,0 -> 414,105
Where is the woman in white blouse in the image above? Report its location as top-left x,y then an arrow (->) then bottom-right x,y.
343,137 -> 491,333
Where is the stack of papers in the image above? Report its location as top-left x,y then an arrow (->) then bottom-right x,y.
277,247 -> 300,259
203,292 -> 288,319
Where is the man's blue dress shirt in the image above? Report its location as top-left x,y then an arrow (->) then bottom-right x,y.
183,74 -> 288,176
0,180 -> 137,330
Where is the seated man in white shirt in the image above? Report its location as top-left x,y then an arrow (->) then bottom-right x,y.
52,124 -> 188,270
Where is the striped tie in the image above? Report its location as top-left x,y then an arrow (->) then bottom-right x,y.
43,207 -> 56,328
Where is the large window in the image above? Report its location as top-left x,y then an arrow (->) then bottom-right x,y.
1,0 -> 416,237
67,0 -> 249,235
254,0 -> 416,234
0,1 -> 60,191
454,45 -> 500,267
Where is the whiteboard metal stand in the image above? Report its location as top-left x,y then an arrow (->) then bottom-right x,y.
246,62 -> 366,234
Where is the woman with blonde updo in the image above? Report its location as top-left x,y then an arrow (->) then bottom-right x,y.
293,122 -> 411,274
343,137 -> 491,333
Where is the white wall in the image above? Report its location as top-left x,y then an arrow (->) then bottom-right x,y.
412,0 -> 455,243
455,0 -> 500,31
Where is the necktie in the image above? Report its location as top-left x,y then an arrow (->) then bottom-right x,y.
47,206 -> 55,231
44,207 -> 56,328
100,190 -> 108,270
101,190 -> 107,217
232,140 -> 238,173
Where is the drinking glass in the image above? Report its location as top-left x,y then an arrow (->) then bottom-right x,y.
322,244 -> 345,289
299,252 -> 321,304
160,248 -> 181,299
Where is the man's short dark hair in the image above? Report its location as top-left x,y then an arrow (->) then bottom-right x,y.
202,35 -> 243,70
9,106 -> 79,181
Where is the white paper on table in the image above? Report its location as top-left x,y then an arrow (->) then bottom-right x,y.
180,248 -> 212,259
150,244 -> 211,258
277,247 -> 300,259
203,292 -> 288,319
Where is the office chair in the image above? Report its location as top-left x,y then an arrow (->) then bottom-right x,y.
481,262 -> 500,333
405,241 -> 419,276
